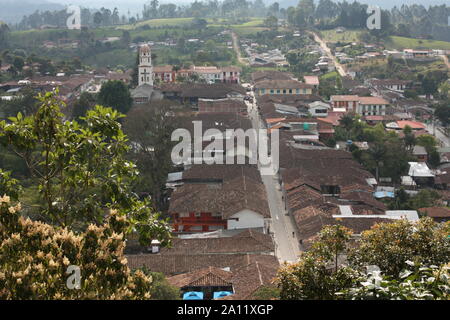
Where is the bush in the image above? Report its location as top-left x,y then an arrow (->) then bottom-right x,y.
0,196 -> 153,300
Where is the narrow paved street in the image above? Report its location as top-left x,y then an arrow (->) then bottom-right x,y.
308,31 -> 347,77
426,122 -> 450,147
245,88 -> 301,264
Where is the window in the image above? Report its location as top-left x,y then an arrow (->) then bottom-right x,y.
277,89 -> 281,94
270,89 -> 274,94
296,89 -> 300,94
321,185 -> 340,195
289,89 -> 292,94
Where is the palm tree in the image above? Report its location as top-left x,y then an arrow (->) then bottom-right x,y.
369,143 -> 386,181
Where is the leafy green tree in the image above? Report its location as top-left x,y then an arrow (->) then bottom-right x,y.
98,80 -> 133,114
339,262 -> 449,300
434,103 -> 450,127
0,87 -> 38,117
416,134 -> 438,153
123,101 -> 177,210
71,92 -> 96,120
13,56 -> 25,72
139,269 -> 180,300
0,91 -> 171,246
278,219 -> 450,300
277,225 -> 357,300
349,218 -> 450,277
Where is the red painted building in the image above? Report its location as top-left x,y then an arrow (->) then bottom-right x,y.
172,212 -> 227,233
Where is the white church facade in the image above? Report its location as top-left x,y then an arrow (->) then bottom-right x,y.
131,44 -> 162,104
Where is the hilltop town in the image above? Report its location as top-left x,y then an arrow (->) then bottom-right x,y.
0,0 -> 449,302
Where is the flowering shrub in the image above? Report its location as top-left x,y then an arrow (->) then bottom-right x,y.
0,195 -> 152,299
338,262 -> 450,300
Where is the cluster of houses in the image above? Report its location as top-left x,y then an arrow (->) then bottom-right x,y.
242,40 -> 289,67
153,65 -> 241,84
125,102 -> 280,300
4,44 -> 448,299
0,70 -> 132,112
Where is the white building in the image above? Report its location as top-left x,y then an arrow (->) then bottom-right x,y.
356,96 -> 389,116
138,44 -> 153,87
308,101 -> 331,117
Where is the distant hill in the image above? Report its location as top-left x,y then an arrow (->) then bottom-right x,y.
271,0 -> 450,9
0,0 -> 63,24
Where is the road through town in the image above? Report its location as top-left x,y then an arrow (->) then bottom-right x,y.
308,31 -> 347,77
246,89 -> 301,264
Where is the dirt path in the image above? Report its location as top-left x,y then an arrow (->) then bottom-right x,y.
231,31 -> 249,66
440,54 -> 450,70
307,31 -> 347,77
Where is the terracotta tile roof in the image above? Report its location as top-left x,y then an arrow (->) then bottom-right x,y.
159,83 -> 246,98
169,174 -> 270,219
126,253 -> 277,277
153,65 -> 173,73
165,255 -> 280,300
254,80 -> 314,90
396,120 -> 426,130
167,266 -> 233,288
303,76 -> 320,86
226,259 -> 279,300
182,164 -> 261,183
293,203 -> 392,248
251,71 -> 294,82
331,95 -> 360,102
359,96 -> 389,105
176,113 -> 252,134
160,230 -> 275,255
418,207 -> 450,218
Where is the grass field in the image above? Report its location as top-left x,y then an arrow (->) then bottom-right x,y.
320,29 -> 363,43
320,71 -> 339,80
117,18 -> 196,30
386,36 -> 450,50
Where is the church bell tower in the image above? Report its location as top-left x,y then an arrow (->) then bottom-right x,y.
138,44 -> 153,87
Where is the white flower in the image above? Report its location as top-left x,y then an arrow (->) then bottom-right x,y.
0,194 -> 10,204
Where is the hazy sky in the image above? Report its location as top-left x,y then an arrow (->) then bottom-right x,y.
54,0 -> 450,12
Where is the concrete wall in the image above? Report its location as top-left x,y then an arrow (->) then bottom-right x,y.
227,209 -> 265,230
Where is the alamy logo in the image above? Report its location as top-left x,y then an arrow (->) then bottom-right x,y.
367,5 -> 381,30
66,265 -> 81,289
66,5 -> 81,30
171,121 -> 279,176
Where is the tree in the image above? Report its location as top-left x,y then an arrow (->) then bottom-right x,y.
434,103 -> 450,127
416,134 -> 438,153
0,197 -> 153,299
421,75 -> 438,99
349,218 -> 450,277
0,91 -> 171,246
339,262 -> 450,300
0,23 -> 9,48
277,218 -> 450,300
123,101 -> 178,210
98,80 -> 133,114
139,269 -> 180,300
403,125 -> 416,150
0,87 -> 38,118
121,30 -> 131,48
13,56 -> 25,72
277,225 -> 357,300
71,92 -> 96,120
264,16 -> 278,29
